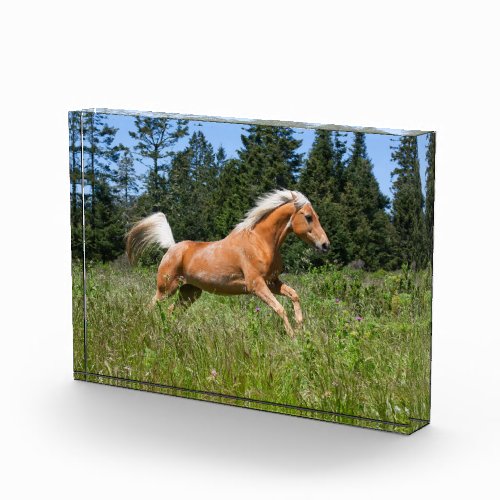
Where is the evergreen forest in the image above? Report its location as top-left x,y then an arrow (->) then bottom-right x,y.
69,112 -> 435,272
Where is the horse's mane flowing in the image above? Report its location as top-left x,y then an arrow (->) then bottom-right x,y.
234,189 -> 310,231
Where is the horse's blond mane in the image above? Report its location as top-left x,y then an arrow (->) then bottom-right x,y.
234,189 -> 310,231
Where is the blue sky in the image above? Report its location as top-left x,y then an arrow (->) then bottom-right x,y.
107,113 -> 430,201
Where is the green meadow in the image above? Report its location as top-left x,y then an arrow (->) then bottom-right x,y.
73,261 -> 431,433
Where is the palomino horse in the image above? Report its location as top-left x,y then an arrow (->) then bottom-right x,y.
126,190 -> 330,337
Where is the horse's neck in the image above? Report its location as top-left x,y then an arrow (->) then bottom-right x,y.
252,202 -> 295,255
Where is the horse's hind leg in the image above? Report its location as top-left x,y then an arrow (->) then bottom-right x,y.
148,275 -> 180,310
177,284 -> 202,309
269,281 -> 303,326
149,247 -> 184,310
162,284 -> 202,314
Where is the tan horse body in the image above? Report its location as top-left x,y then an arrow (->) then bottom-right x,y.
126,190 -> 329,336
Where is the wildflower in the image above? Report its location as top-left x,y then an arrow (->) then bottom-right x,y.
255,307 -> 261,313
335,298 -> 341,304
207,368 -> 219,383
355,315 -> 363,321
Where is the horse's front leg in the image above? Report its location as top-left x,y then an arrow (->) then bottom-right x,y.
249,276 -> 295,338
269,281 -> 303,327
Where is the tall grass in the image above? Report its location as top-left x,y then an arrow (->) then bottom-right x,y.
73,262 -> 431,431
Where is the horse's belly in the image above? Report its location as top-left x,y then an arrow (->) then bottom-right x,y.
184,261 -> 247,294
206,283 -> 248,295
187,272 -> 248,295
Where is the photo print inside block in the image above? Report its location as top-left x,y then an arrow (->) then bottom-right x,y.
70,109 -> 434,434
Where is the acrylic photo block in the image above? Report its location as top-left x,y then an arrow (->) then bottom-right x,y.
70,109 -> 434,434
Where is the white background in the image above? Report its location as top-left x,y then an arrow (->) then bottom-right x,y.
1,1 -> 499,498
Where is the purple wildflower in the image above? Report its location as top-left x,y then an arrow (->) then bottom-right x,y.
335,298 -> 341,304
355,315 -> 363,321
210,368 -> 218,378
255,307 -> 261,313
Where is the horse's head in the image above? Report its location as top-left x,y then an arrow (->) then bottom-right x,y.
291,202 -> 330,253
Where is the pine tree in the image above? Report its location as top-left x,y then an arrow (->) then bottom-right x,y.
187,131 -> 219,240
164,132 -> 220,241
114,148 -> 138,206
68,112 -> 82,257
83,112 -> 119,227
299,130 -> 336,199
82,112 -> 121,261
211,145 -> 245,237
129,117 -> 188,213
298,130 -> 348,266
213,158 -> 247,238
350,132 -> 369,162
424,133 -> 436,264
391,135 -> 426,268
237,125 -> 303,206
165,148 -> 195,241
332,131 -> 348,193
340,132 -> 396,269
112,147 -> 139,235
215,145 -> 227,169
91,175 -> 125,262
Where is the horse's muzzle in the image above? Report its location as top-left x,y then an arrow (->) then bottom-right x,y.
316,242 -> 330,253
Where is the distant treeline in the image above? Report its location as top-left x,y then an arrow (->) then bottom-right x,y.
69,112 -> 435,271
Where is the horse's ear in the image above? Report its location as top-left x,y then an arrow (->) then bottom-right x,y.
290,190 -> 297,201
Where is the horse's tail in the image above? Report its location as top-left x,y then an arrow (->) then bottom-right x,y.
126,212 -> 175,265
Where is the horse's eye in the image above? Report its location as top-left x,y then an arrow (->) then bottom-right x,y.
305,214 -> 313,223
